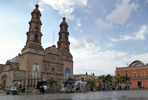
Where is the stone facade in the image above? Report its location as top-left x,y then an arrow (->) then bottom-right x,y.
73,72 -> 97,81
0,4 -> 73,91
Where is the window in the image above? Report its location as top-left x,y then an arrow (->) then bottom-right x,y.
142,71 -> 145,77
65,43 -> 68,50
35,26 -> 39,30
52,68 -> 55,72
65,34 -> 68,40
133,72 -> 136,78
34,34 -> 39,42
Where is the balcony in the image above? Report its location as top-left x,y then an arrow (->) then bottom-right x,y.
130,76 -> 148,79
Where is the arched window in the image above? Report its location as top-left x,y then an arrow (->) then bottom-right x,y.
65,43 -> 67,50
65,34 -> 68,40
52,68 -> 55,72
34,34 -> 39,42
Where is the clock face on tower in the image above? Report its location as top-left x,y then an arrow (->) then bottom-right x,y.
35,50 -> 38,54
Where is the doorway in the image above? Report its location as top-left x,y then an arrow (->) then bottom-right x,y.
137,81 -> 142,88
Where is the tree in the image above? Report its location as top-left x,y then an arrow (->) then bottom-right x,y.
115,74 -> 131,89
86,80 -> 95,87
47,78 -> 58,87
98,75 -> 105,80
67,77 -> 75,81
115,74 -> 130,84
102,74 -> 113,83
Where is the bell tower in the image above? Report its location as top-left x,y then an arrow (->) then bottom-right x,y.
23,4 -> 44,51
57,17 -> 73,79
19,4 -> 44,77
57,17 -> 70,53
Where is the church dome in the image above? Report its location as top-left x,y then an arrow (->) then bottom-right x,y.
128,60 -> 145,67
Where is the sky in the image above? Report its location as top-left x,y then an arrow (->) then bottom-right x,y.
0,0 -> 148,76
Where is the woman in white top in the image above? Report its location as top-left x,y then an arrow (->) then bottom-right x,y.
10,85 -> 17,94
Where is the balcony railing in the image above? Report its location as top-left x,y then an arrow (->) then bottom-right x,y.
130,76 -> 148,79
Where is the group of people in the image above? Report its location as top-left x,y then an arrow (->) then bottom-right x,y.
60,83 -> 87,93
10,84 -> 23,94
60,84 -> 75,93
102,85 -> 121,91
39,84 -> 47,93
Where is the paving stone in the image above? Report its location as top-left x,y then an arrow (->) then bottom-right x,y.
0,90 -> 148,100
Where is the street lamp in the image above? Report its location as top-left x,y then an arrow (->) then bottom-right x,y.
125,71 -> 129,90
27,71 -> 30,93
125,71 -> 128,77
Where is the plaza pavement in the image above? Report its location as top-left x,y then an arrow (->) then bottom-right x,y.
0,90 -> 148,100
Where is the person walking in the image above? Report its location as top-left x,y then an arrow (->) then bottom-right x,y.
19,84 -> 22,92
43,84 -> 47,93
76,85 -> 79,92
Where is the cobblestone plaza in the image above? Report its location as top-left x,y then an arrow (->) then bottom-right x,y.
0,90 -> 148,100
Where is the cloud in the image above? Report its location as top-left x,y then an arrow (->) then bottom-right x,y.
106,0 -> 139,24
109,37 -> 118,42
0,40 -> 24,64
70,37 -> 128,75
76,19 -> 81,27
104,42 -> 114,48
102,9 -> 107,15
95,18 -> 114,29
126,23 -> 131,28
144,0 -> 148,4
120,25 -> 148,40
109,25 -> 148,41
75,19 -> 82,32
70,36 -> 148,76
39,7 -> 44,11
40,0 -> 87,20
70,36 -> 94,50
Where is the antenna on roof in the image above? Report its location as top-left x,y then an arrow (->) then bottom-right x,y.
63,14 -> 65,17
37,0 -> 38,4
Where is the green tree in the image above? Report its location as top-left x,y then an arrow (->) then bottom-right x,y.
86,80 -> 95,87
47,78 -> 58,87
115,74 -> 130,84
102,74 -> 113,83
67,77 -> 75,81
98,75 -> 105,80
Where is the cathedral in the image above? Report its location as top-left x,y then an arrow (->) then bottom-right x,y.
0,4 -> 73,91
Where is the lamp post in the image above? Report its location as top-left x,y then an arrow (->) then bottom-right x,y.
125,71 -> 129,90
125,71 -> 128,77
27,71 -> 30,93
